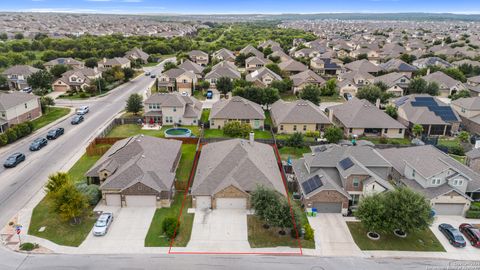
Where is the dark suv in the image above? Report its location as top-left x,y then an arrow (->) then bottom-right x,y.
4,153 -> 26,168
29,137 -> 48,151
47,127 -> 65,140
71,115 -> 84,125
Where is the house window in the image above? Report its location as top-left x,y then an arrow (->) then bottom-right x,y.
280,125 -> 284,131
453,179 -> 464,186
412,169 -> 416,177
24,103 -> 27,109
303,125 -> 307,131
461,108 -> 466,113
193,120 -> 196,124
349,128 -> 353,133
399,129 -> 403,134
384,128 -> 388,133
353,177 -> 360,188
293,125 -> 297,131
138,185 -> 142,191
431,178 -> 441,185
173,107 -> 176,112
351,194 -> 360,206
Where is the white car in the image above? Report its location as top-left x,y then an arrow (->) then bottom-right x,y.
76,106 -> 89,115
93,213 -> 113,236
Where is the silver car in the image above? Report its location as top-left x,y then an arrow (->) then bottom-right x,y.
93,213 -> 113,236
76,106 -> 89,115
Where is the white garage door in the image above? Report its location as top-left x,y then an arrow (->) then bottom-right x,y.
434,203 -> 465,216
125,195 -> 157,207
216,198 -> 246,209
105,194 -> 121,206
196,196 -> 212,209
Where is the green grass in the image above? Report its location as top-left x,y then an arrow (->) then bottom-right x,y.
201,109 -> 210,123
264,111 -> 272,127
278,146 -> 311,160
31,107 -> 71,131
347,222 -> 445,252
176,144 -> 197,183
319,95 -> 345,103
145,193 -> 194,247
358,137 -> 411,145
275,133 -> 317,142
438,137 -> 461,148
449,154 -> 466,164
203,128 -> 272,139
247,215 -> 315,249
143,62 -> 160,67
193,90 -> 206,101
280,92 -> 298,101
68,154 -> 102,182
106,124 -> 200,138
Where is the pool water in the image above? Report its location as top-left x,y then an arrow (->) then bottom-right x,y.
164,128 -> 192,138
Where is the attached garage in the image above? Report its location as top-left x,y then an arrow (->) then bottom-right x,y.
216,198 -> 247,209
125,195 -> 157,207
105,194 -> 121,206
433,203 -> 466,216
313,202 -> 343,213
196,196 -> 212,209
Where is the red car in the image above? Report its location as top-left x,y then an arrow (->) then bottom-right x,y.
459,223 -> 480,248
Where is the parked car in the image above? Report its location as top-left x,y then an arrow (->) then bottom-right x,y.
71,115 -> 84,125
145,72 -> 151,76
46,127 -> 65,140
439,223 -> 466,247
22,87 -> 32,93
206,90 -> 213,99
3,153 -> 25,168
76,106 -> 89,115
459,223 -> 480,248
29,137 -> 48,151
150,74 -> 156,78
343,93 -> 353,101
93,212 -> 113,236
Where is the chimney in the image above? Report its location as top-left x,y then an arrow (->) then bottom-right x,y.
375,98 -> 381,108
475,140 -> 480,149
249,131 -> 254,145
93,67 -> 98,73
103,57 -> 107,63
327,108 -> 334,122
426,68 -> 431,76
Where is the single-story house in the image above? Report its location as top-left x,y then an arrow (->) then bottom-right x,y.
209,96 -> 265,130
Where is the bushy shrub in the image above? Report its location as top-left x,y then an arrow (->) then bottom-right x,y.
19,242 -> 39,251
286,132 -> 305,148
162,217 -> 179,238
466,210 -> 480,219
448,145 -> 465,156
303,223 -> 315,240
79,92 -> 87,98
378,137 -> 388,144
305,131 -> 320,138
223,121 -> 252,138
5,128 -> 17,143
76,182 -> 101,206
0,134 -> 7,146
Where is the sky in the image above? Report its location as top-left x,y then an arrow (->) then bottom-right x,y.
2,0 -> 480,15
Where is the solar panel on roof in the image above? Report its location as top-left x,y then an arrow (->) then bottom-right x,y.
411,97 -> 458,122
302,175 -> 323,195
339,157 -> 354,170
394,96 -> 408,106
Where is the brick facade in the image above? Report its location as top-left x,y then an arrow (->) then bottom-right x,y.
7,106 -> 42,126
345,174 -> 369,192
302,190 -> 349,209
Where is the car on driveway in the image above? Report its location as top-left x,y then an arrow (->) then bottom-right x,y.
71,115 -> 84,125
46,127 -> 64,140
29,137 -> 48,151
76,106 -> 89,115
459,223 -> 480,248
4,153 -> 25,168
93,212 -> 113,236
439,223 -> 466,247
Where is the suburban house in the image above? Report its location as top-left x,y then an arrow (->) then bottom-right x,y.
451,96 -> 480,134
327,98 -> 406,138
209,96 -> 265,129
245,56 -> 271,73
52,67 -> 102,92
85,135 -> 182,207
374,72 -> 412,97
466,148 -> 480,176
290,69 -> 326,93
258,40 -> 281,50
292,144 -> 393,214
2,65 -> 40,90
0,92 -> 42,133
337,70 -> 375,97
379,59 -> 417,77
44,57 -> 85,70
124,47 -> 150,63
245,67 -> 282,87
191,138 -> 285,209
379,145 -> 480,215
212,48 -> 235,63
270,99 -> 331,134
157,68 -> 197,96
143,92 -> 202,125
293,48 -> 321,58
270,50 -> 292,63
392,94 -> 461,136
278,59 -> 308,75
239,44 -> 263,58
412,57 -> 452,69
349,48 -> 380,63
205,61 -> 241,88
188,50 -> 209,66
344,59 -> 383,74
310,57 -> 343,76
422,71 -> 467,97
97,57 -> 131,69
178,59 -> 204,78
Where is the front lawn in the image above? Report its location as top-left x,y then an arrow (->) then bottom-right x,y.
31,107 -> 71,131
176,144 -> 197,184
201,109 -> 210,123
346,222 -> 445,252
320,95 -> 345,103
106,124 -> 200,138
359,137 -> 411,145
68,154 -> 102,182
247,215 -> 315,249
203,128 -> 272,139
280,92 -> 298,101
278,146 -> 311,160
264,111 -> 272,127
145,193 -> 194,247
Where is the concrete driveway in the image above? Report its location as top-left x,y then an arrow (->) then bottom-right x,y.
186,209 -> 250,252
79,205 -> 156,253
308,214 -> 363,256
431,215 -> 480,260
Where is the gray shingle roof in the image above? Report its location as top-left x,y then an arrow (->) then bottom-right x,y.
289,69 -> 326,87
210,96 -> 265,120
423,71 -> 464,89
451,96 -> 480,111
278,59 -> 308,72
2,65 -> 39,76
191,139 -> 284,196
0,92 -> 39,111
393,94 -> 461,125
345,59 -> 382,73
245,67 -> 282,84
179,59 -> 204,74
379,59 -> 417,72
270,99 -> 330,125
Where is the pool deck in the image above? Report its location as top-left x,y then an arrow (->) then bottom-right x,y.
141,124 -> 162,130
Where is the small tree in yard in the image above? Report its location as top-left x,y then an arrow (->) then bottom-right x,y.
40,96 -> 55,113
324,126 -> 343,143
320,79 -> 337,96
45,172 -> 71,197
162,217 -> 179,238
385,105 -> 398,119
27,70 -> 53,91
458,131 -> 470,143
286,132 -> 305,148
125,93 -> 143,115
53,182 -> 88,225
251,186 -> 281,226
223,121 -> 252,138
355,193 -> 388,234
122,67 -> 135,82
299,85 -> 321,105
412,124 -> 424,138
216,77 -> 233,96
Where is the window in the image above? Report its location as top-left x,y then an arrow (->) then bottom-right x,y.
461,108 -> 466,113
399,129 -> 403,134
24,103 -> 27,109
303,125 -> 307,131
412,169 -> 416,177
431,178 -> 441,185
280,125 -> 284,131
173,107 -> 176,112
384,128 -> 388,133
293,125 -> 297,131
353,177 -> 360,188
351,194 -> 360,206
349,128 -> 353,133
453,179 -> 464,186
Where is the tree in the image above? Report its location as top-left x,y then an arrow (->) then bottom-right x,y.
383,187 -> 433,233
357,53 -> 368,60
407,78 -> 439,96
216,77 -> 233,96
27,70 -> 53,90
0,33 -> 7,41
320,79 -> 337,96
122,67 -> 135,82
270,79 -> 293,93
196,80 -> 210,91
286,132 -> 305,148
162,217 -> 179,238
374,81 -> 389,92
399,54 -> 416,64
223,121 -> 252,138
262,87 -> 280,109
49,64 -> 70,78
163,62 -> 177,71
14,33 -> 24,40
324,126 -> 343,143
355,193 -> 388,233
85,58 -> 98,68
125,93 -> 143,115
0,75 -> 7,89
299,85 -> 321,105
356,85 -> 391,104
251,186 -> 282,223
53,182 -> 88,224
412,124 -> 424,138
443,68 -> 466,83
458,131 -> 470,143
40,96 -> 55,113
265,63 -> 282,77
450,90 -> 470,101
45,172 -> 71,196
385,105 -> 398,119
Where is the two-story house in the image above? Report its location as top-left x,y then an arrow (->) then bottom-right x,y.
204,61 -> 241,89
144,92 -> 202,126
97,57 -> 131,70
124,47 -> 150,64
374,72 -> 412,97
292,144 -> 393,215
52,67 -> 102,92
44,58 -> 85,71
451,96 -> 480,134
2,65 -> 40,90
188,50 -> 209,66
212,48 -> 236,63
157,68 -> 197,96
422,71 -> 467,97
337,70 -> 375,97
0,92 -> 42,132
290,69 -> 326,93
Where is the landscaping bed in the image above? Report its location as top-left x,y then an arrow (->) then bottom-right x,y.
346,222 -> 445,252
203,129 -> 272,139
145,193 -> 193,247
358,137 -> 411,145
31,107 -> 71,131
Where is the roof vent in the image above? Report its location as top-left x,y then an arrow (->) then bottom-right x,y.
141,155 -> 146,158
